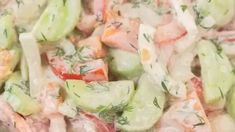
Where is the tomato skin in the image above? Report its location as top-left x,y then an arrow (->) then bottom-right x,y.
155,20 -> 187,45
190,77 -> 203,99
46,51 -> 108,82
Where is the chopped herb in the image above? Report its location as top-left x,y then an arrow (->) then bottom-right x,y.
193,122 -> 205,127
111,21 -> 123,28
143,33 -> 152,43
74,93 -> 80,98
117,116 -> 129,125
211,39 -> 223,58
232,68 -> 235,74
153,97 -> 161,109
65,81 -> 70,89
129,43 -> 138,51
161,81 -> 169,93
15,0 -> 24,8
55,48 -> 65,57
218,87 -> 224,99
3,29 -> 7,38
98,103 -> 132,123
181,5 -> 187,12
102,55 -> 114,62
41,32 -> 47,41
51,14 -> 56,22
16,27 -> 26,34
193,113 -> 205,128
63,0 -> 67,6
80,65 -> 92,75
208,0 -> 212,2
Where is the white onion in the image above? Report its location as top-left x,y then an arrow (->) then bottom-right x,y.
19,33 -> 44,98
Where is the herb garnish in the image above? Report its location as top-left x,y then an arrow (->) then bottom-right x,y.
117,116 -> 129,125
181,5 -> 187,12
153,97 -> 161,109
161,81 -> 169,93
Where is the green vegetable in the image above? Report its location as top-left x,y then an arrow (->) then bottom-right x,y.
227,87 -> 235,120
195,0 -> 234,27
65,80 -> 135,112
0,13 -> 17,49
3,72 -> 40,116
109,48 -> 143,79
116,73 -> 166,131
32,0 -> 81,42
197,40 -> 234,104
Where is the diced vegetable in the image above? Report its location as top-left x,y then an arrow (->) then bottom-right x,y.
108,48 -> 143,79
138,24 -> 186,98
116,73 -> 165,131
101,17 -> 140,52
0,48 -> 21,87
197,40 -> 234,104
226,87 -> 235,120
65,80 -> 135,112
32,0 -> 81,42
3,72 -> 41,116
155,88 -> 212,131
195,0 -> 235,27
19,33 -> 44,98
0,13 -> 17,49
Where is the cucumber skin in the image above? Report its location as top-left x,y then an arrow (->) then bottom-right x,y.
198,40 -> 234,104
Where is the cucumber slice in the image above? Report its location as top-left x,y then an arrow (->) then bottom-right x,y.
3,72 -> 40,116
65,80 -> 135,112
197,40 -> 234,104
32,0 -> 81,42
116,74 -> 166,131
195,0 -> 234,27
0,13 -> 17,49
109,48 -> 143,79
226,87 -> 235,120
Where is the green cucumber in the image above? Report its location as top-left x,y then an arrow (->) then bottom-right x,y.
227,87 -> 235,120
32,0 -> 81,42
195,0 -> 234,27
0,13 -> 17,49
116,73 -> 166,131
65,80 -> 135,112
109,48 -> 143,79
3,72 -> 40,116
197,40 -> 234,104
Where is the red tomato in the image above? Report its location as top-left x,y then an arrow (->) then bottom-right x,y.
190,77 -> 203,100
46,49 -> 108,82
155,20 -> 187,45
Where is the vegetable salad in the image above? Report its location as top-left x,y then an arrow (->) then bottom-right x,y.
0,0 -> 235,132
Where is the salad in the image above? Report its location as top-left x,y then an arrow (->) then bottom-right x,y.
0,0 -> 235,131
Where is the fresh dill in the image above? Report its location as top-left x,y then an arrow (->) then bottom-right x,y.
161,81 -> 169,93
153,97 -> 161,109
98,103 -> 133,123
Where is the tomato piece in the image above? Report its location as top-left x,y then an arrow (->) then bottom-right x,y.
155,20 -> 187,45
47,49 -> 108,82
190,77 -> 203,100
93,0 -> 107,22
102,17 -> 140,52
77,36 -> 107,58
